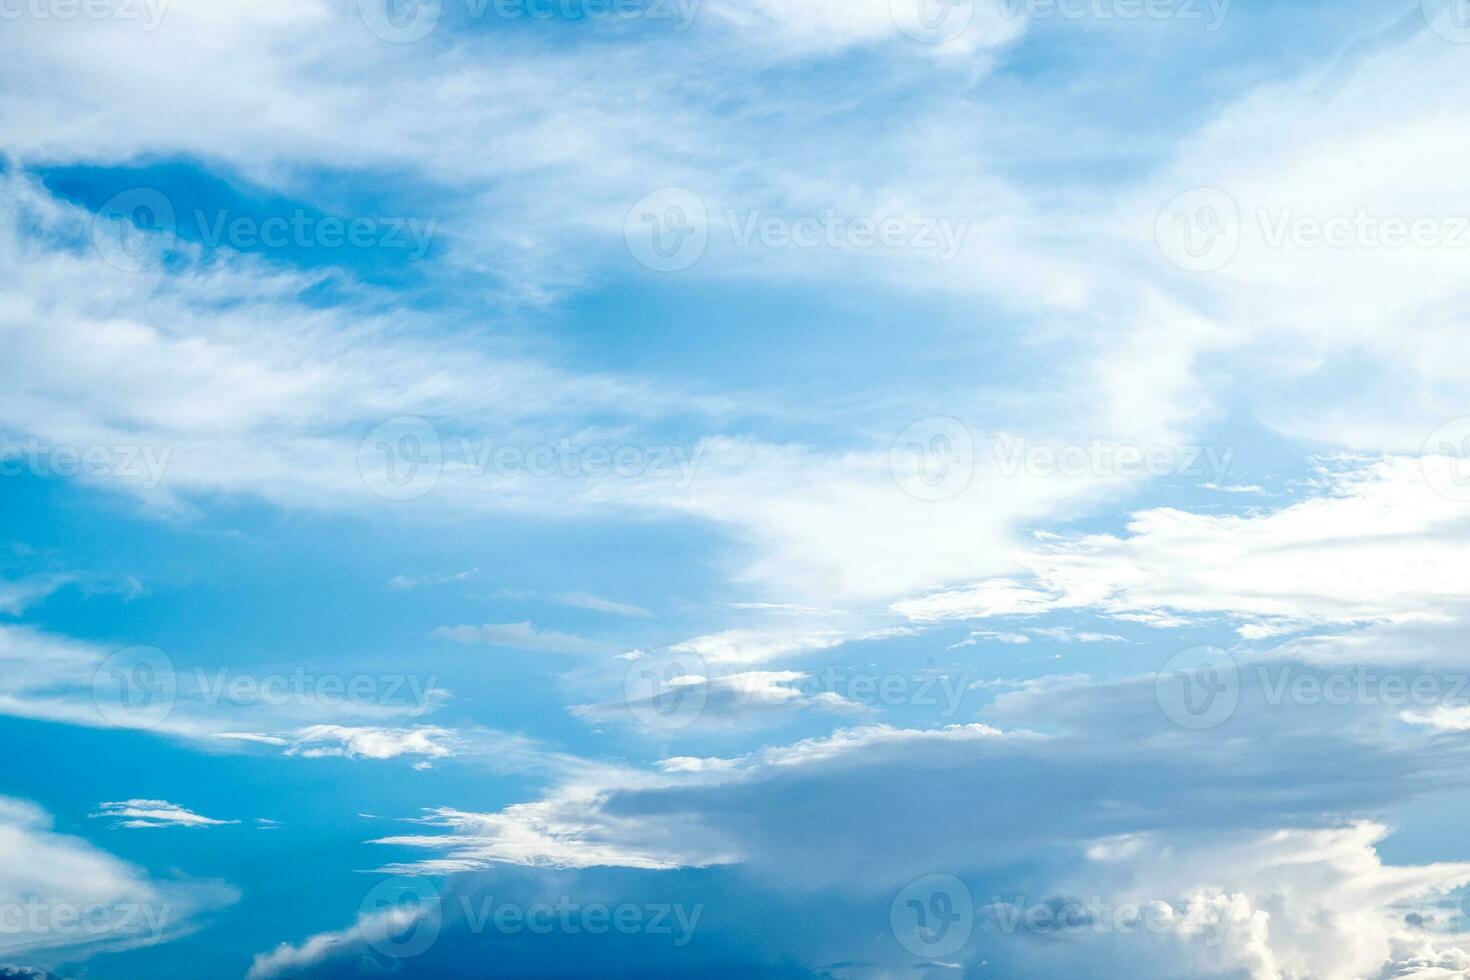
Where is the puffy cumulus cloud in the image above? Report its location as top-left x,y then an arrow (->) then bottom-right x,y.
897,457 -> 1470,637
0,796 -> 236,962
240,650 -> 1470,976
249,718 -> 1470,978
269,725 -> 461,763
89,800 -> 239,830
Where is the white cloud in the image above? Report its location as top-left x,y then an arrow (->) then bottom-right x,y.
0,796 -> 236,960
432,622 -> 603,655
90,800 -> 239,830
898,457 -> 1470,636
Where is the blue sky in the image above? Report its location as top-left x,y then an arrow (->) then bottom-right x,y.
5,1 -> 1470,977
